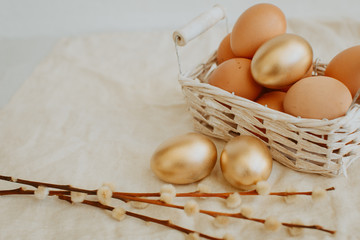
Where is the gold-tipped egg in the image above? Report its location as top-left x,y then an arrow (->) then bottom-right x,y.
150,133 -> 217,184
220,135 -> 273,190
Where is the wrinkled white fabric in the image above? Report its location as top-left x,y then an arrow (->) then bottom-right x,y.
0,19 -> 360,240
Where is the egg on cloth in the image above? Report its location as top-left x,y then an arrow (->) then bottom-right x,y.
283,76 -> 352,120
251,33 -> 313,89
230,3 -> 286,59
216,33 -> 237,65
325,45 -> 360,97
208,58 -> 263,100
220,135 -> 273,190
150,133 -> 217,184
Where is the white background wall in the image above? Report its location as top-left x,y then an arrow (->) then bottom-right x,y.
0,0 -> 359,107
1,0 -> 360,37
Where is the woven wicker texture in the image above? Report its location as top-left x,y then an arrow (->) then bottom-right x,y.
179,52 -> 360,176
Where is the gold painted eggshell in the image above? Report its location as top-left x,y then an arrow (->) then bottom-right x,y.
220,135 -> 273,190
150,133 -> 217,184
251,33 -> 313,89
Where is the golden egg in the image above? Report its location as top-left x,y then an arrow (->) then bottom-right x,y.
220,135 -> 273,190
150,133 -> 217,184
251,33 -> 313,89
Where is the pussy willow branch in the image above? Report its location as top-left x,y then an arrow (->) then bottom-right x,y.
0,175 -> 96,194
0,174 -> 335,199
112,194 -> 336,235
118,187 -> 335,199
0,188 -> 222,240
0,185 -> 336,235
0,188 -> 70,196
58,195 -> 223,240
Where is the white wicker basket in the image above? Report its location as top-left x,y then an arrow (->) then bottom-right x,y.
173,5 -> 360,177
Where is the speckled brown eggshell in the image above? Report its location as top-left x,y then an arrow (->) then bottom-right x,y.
217,33 -> 237,65
208,58 -> 263,101
283,76 -> 352,120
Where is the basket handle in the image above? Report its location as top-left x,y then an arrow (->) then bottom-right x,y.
173,4 -> 226,47
173,5 -> 227,75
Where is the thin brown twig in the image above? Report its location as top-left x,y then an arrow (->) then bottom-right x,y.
0,175 -> 96,194
0,187 -> 222,240
0,174 -> 335,199
116,195 -> 336,234
119,187 -> 335,199
0,186 -> 336,235
0,188 -> 70,196
269,187 -> 335,196
57,195 -> 223,240
0,173 -> 337,235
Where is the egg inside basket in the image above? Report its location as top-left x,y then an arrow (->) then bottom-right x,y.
174,5 -> 360,177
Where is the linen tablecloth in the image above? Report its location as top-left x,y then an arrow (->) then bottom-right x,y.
0,19 -> 360,239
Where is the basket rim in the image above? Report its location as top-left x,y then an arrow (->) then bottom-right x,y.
179,63 -> 359,126
180,76 -> 360,123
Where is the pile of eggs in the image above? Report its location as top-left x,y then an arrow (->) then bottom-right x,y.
209,3 -> 360,120
151,4 -> 360,190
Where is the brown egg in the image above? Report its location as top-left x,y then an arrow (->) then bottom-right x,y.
150,133 -> 217,184
283,76 -> 352,120
217,33 -> 237,65
325,45 -> 360,97
220,135 -> 273,190
208,58 -> 263,100
256,91 -> 286,112
230,3 -> 286,58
